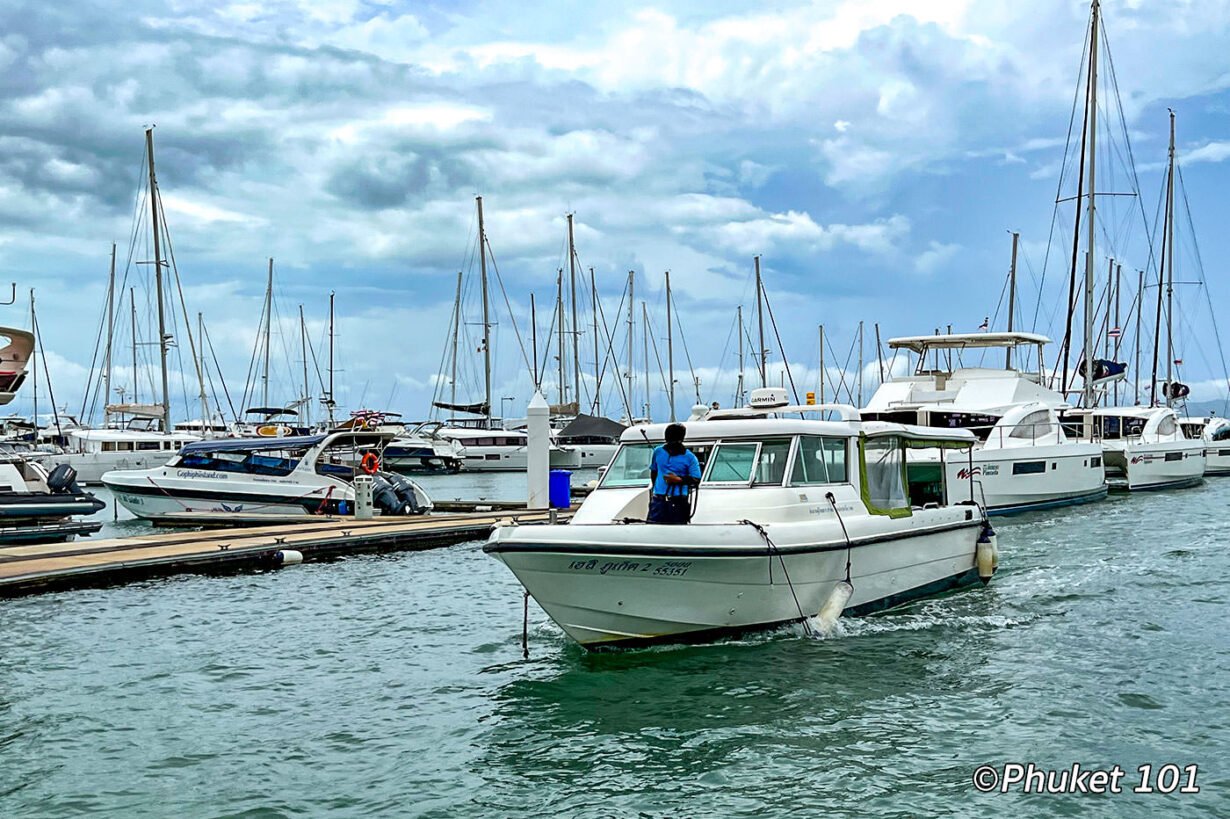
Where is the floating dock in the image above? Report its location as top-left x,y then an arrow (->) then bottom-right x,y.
0,508 -> 570,598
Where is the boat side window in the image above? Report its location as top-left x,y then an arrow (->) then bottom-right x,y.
1157,416 -> 1176,436
753,439 -> 793,486
1009,410 -> 1053,440
1181,423 -> 1204,440
599,443 -> 655,488
704,443 -> 760,485
137,441 -> 161,451
1213,426 -> 1230,442
790,436 -> 848,485
859,435 -> 911,518
101,442 -> 117,452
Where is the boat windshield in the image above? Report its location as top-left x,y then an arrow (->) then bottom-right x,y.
601,443 -> 655,488
175,447 -> 308,477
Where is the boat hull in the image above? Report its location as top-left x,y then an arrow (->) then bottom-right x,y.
1102,439 -> 1206,491
946,443 -> 1107,515
486,517 -> 984,648
102,472 -> 349,521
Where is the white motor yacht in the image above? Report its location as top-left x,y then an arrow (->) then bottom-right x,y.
1181,416 -> 1230,476
438,424 -> 581,472
862,332 -> 1107,514
485,388 -> 995,649
51,426 -> 202,485
1068,406 -> 1206,491
102,430 -> 432,521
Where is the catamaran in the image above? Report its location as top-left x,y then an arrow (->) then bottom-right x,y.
862,332 -> 1107,513
1182,416 -> 1230,476
485,388 -> 996,649
102,430 -> 432,521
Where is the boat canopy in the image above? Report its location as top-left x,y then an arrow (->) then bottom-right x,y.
104,402 -> 166,419
244,406 -> 299,417
179,434 -> 329,455
558,414 -> 626,439
888,332 -> 1051,353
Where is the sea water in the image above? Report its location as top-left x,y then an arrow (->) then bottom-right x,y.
1,475 -> 1227,816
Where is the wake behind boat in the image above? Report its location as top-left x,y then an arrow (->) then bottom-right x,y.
485,389 -> 996,649
103,430 -> 432,521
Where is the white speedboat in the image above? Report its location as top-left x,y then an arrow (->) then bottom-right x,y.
862,332 -> 1107,514
1069,406 -> 1205,491
485,388 -> 995,649
1182,416 -> 1230,476
102,431 -> 432,521
382,422 -> 465,473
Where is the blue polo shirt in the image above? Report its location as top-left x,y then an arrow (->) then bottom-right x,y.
651,445 -> 702,496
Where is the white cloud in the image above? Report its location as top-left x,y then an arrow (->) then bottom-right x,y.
914,241 -> 961,275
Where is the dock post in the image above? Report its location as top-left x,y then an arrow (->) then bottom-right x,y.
527,391 -> 550,509
353,475 -> 374,519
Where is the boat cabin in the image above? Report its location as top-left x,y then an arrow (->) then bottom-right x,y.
588,391 -> 977,524
170,432 -> 390,480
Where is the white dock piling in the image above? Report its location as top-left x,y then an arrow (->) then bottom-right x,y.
527,391 -> 550,509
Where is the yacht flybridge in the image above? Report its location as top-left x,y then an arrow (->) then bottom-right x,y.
102,431 -> 432,522
485,388 -> 996,649
862,332 -> 1107,513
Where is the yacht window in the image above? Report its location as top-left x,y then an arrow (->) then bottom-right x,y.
1213,426 -> 1230,442
790,436 -> 848,485
1157,416 -> 1177,436
118,442 -> 134,452
1009,410 -> 1053,441
860,435 -> 910,518
102,442 -> 117,452
600,444 -> 655,488
1180,423 -> 1204,440
137,442 -> 161,451
704,443 -> 760,484
753,439 -> 793,486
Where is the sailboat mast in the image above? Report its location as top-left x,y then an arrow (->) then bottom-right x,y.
556,269 -> 565,405
262,258 -> 273,409
857,320 -> 865,407
450,271 -> 462,407
755,255 -> 767,388
819,325 -> 826,404
666,270 -> 675,421
642,301 -> 650,420
590,267 -> 601,415
1006,231 -> 1019,369
1113,263 -> 1122,405
1134,269 -> 1144,405
1165,109 -> 1177,408
145,127 -> 171,432
130,287 -> 138,407
197,312 -> 208,428
104,243 -> 116,411
735,304 -> 745,407
626,271 -> 634,417
567,213 -> 580,408
327,290 -> 335,425
476,195 -> 492,427
299,305 -> 310,427
30,290 -> 37,429
530,293 -> 539,390
1081,0 -> 1099,411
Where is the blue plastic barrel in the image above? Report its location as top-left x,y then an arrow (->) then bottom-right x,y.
549,469 -> 572,509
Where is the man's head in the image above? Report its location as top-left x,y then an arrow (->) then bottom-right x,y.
664,423 -> 687,445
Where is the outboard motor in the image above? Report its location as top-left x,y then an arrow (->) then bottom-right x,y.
46,463 -> 81,494
384,473 -> 432,515
370,475 -> 404,516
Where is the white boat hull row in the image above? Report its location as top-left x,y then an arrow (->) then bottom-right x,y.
487,511 -> 986,648
456,445 -> 583,472
1101,438 -> 1207,491
943,444 -> 1108,514
46,450 -> 178,485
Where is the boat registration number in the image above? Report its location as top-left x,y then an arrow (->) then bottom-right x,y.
567,559 -> 693,577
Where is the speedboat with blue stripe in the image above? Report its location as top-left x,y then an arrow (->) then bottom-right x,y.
102,431 -> 432,522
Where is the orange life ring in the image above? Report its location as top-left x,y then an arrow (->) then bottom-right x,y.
360,452 -> 380,474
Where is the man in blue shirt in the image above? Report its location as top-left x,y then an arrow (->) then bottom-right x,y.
648,423 -> 702,524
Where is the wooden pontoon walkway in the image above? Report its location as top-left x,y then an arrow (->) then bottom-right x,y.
0,509 -> 570,598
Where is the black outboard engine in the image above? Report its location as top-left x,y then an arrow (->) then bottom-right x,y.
384,473 -> 429,515
46,463 -> 81,494
370,475 -> 404,516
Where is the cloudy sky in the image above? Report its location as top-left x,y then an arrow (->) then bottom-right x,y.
3,0 -> 1230,425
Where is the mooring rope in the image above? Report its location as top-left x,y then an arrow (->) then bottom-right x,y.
740,519 -> 814,636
